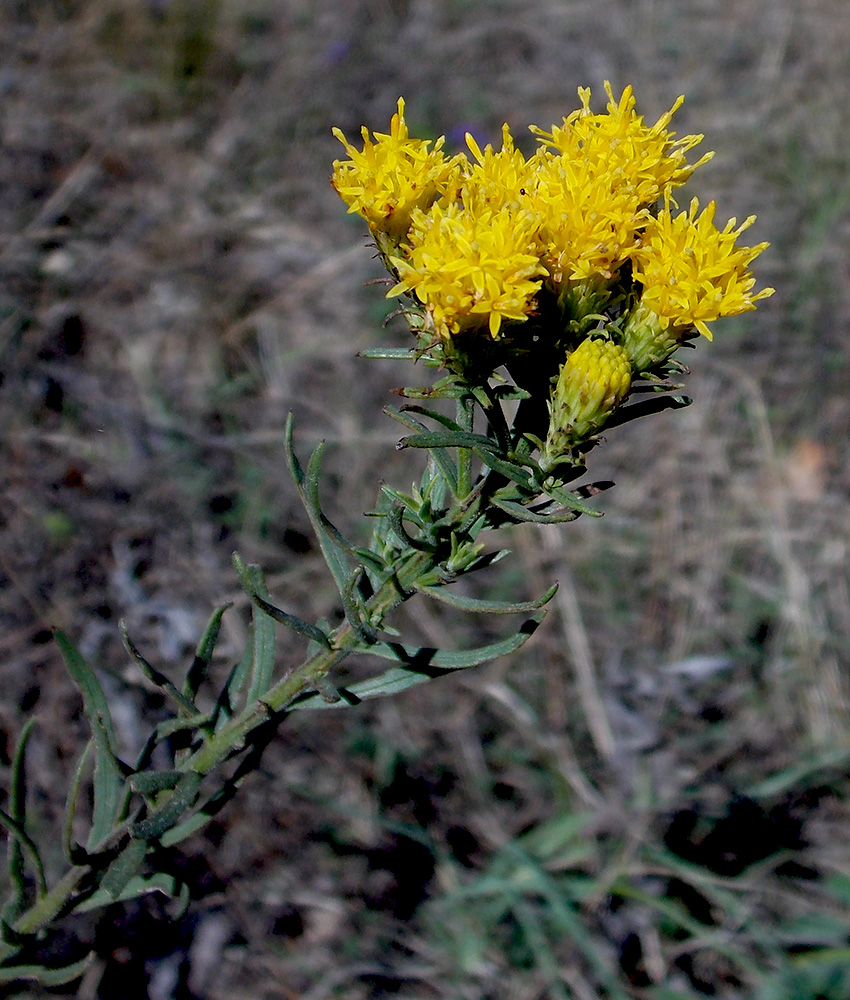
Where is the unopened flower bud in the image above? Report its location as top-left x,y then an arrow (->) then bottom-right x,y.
541,338 -> 631,469
622,299 -> 684,372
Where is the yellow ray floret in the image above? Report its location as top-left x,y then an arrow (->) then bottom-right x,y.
387,200 -> 547,339
331,98 -> 457,238
631,198 -> 774,339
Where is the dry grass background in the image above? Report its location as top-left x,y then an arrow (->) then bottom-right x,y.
1,1 -> 849,997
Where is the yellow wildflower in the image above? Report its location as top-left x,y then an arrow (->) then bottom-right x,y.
331,98 -> 457,239
387,200 -> 546,339
461,124 -> 537,216
531,148 -> 647,283
630,197 -> 774,341
532,82 -> 713,208
542,338 -> 632,469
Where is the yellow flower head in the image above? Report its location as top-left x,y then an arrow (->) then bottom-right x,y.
460,124 -> 537,216
630,197 -> 774,340
331,98 -> 457,239
531,82 -> 713,208
387,200 -> 546,340
530,148 -> 647,283
542,338 -> 632,468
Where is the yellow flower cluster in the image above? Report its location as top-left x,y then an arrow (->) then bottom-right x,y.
389,200 -> 546,339
331,86 -> 771,350
631,198 -> 773,339
331,98 -> 457,239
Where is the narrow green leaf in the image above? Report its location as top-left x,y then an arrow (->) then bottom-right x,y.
75,873 -> 180,914
304,440 -> 354,586
130,771 -> 183,795
131,771 -> 203,841
396,404 -> 466,434
290,612 -> 546,710
210,648 -> 252,730
53,631 -> 119,754
88,732 -> 125,852
387,502 -> 434,552
383,406 -> 458,492
490,498 -> 581,524
120,623 -> 199,717
398,429 -> 499,453
152,713 -> 214,740
101,837 -> 147,899
184,602 -> 231,702
0,951 -> 94,986
238,563 -> 277,706
0,811 -> 46,906
234,553 -> 332,649
63,741 -> 93,864
540,480 -> 604,517
53,632 -> 126,852
356,347 -> 418,360
4,720 -> 40,915
284,415 -> 354,595
473,448 -> 534,487
340,568 -> 379,644
415,582 -> 558,614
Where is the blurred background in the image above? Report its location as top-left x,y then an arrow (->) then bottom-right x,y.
1,1 -> 849,997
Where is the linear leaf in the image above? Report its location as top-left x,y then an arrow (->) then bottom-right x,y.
0,811 -> 46,908
473,448 -> 534,487
356,347 -> 418,360
340,568 -> 379,644
53,632 -> 126,852
238,563 -> 277,706
415,583 -> 558,615
130,771 -> 183,795
290,612 -> 546,710
101,837 -> 147,899
184,603 -> 231,702
0,951 -> 94,986
75,874 -> 180,914
395,404 -> 467,434
284,415 -> 353,595
491,498 -> 581,524
234,553 -> 332,650
398,429 -> 499,453
120,623 -> 199,717
131,771 -> 203,841
63,741 -> 93,864
540,480 -> 604,516
383,406 -> 458,492
4,720 -> 41,915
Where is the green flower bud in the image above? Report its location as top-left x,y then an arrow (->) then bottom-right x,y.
621,299 -> 683,372
541,338 -> 631,469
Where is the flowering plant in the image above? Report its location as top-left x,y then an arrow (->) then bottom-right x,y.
0,85 -> 771,986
